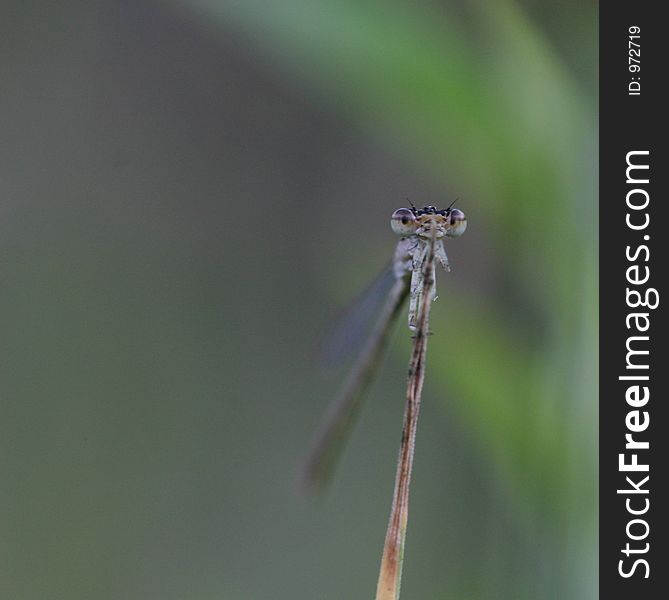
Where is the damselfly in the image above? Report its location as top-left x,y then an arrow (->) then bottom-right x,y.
302,203 -> 467,492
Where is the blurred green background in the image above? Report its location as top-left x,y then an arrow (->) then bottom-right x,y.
1,1 -> 597,598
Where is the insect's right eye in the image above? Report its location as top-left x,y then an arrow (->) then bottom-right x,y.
390,208 -> 416,235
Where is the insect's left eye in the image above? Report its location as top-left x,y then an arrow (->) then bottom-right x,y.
445,208 -> 467,237
391,208 -> 416,235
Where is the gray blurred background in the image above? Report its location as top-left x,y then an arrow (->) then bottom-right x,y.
1,1 -> 597,598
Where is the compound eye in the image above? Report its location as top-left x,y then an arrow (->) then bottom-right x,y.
445,208 -> 467,237
390,208 -> 417,236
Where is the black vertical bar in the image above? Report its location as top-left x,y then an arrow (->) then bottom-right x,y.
600,2 -> 667,598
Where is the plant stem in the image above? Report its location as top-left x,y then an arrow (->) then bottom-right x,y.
375,231 -> 436,600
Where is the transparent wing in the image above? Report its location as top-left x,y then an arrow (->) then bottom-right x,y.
301,273 -> 410,494
320,264 -> 397,365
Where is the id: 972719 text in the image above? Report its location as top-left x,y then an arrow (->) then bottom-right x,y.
628,26 -> 641,96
